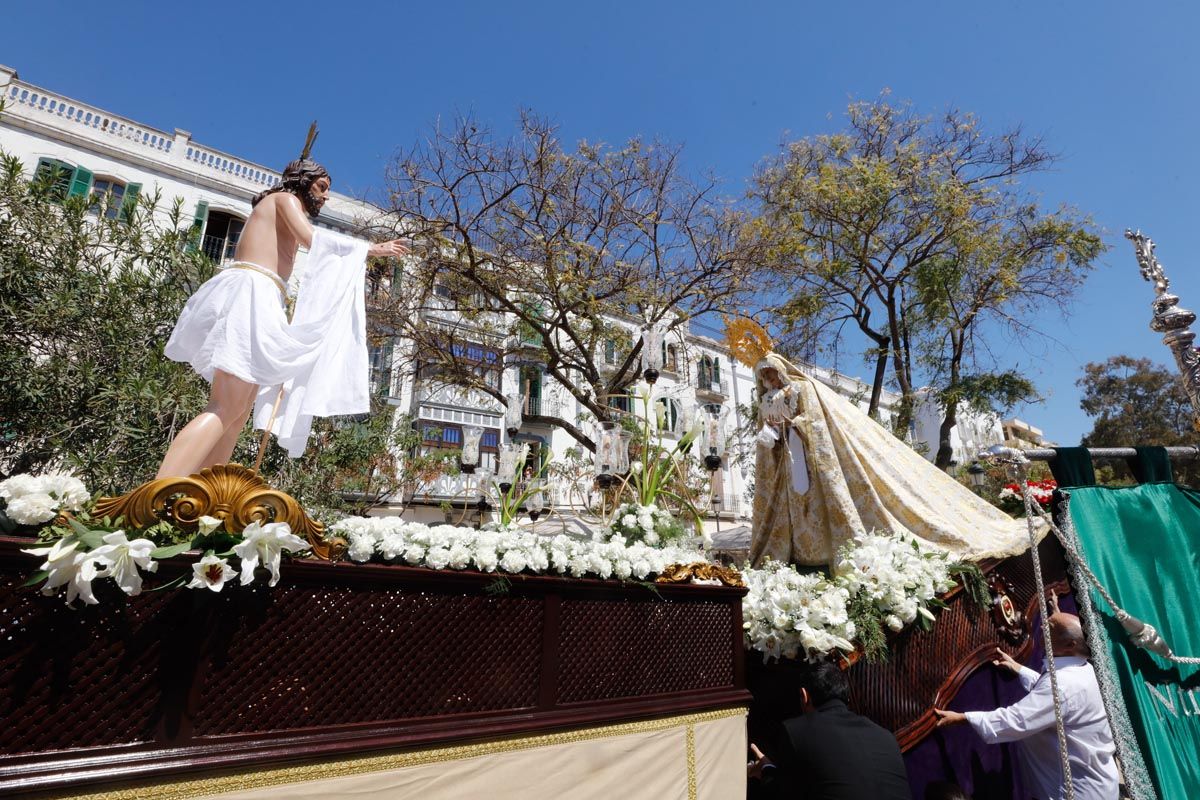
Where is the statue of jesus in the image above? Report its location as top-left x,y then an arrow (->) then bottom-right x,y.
156,148 -> 408,479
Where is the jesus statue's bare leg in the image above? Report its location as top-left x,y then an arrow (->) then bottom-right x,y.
198,393 -> 255,469
156,370 -> 258,479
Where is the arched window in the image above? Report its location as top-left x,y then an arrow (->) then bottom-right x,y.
665,343 -> 680,373
657,398 -> 680,433
697,356 -> 722,392
198,209 -> 246,264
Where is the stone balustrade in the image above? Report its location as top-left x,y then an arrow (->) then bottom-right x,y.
182,139 -> 278,190
3,76 -> 279,194
5,80 -> 173,154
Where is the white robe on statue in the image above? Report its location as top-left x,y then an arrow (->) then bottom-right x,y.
165,228 -> 370,457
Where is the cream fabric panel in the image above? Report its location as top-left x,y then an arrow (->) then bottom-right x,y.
693,710 -> 748,800
192,711 -> 747,800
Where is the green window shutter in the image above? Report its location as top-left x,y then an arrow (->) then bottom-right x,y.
188,200 -> 209,252
34,158 -> 73,200
67,166 -> 93,198
713,357 -> 721,384
33,157 -> 55,182
118,183 -> 141,222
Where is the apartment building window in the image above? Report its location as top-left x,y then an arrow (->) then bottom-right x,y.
33,158 -> 84,201
603,338 -> 616,366
665,343 -> 680,373
607,389 -> 634,413
656,398 -> 680,433
33,159 -> 141,220
421,423 -> 463,448
697,355 -> 722,390
198,210 -> 245,264
89,178 -> 126,219
520,366 -> 543,416
368,339 -> 395,398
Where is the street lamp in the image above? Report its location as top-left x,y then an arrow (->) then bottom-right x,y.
504,392 -> 523,436
460,425 -> 483,475
640,324 -> 664,385
526,482 -> 545,529
701,404 -> 726,472
594,421 -> 621,489
967,461 -> 987,495
497,442 -> 528,495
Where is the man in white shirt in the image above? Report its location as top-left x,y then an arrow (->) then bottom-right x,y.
934,605 -> 1120,800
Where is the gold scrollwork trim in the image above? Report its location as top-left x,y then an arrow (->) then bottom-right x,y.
92,464 -> 343,561
656,561 -> 745,588
55,707 -> 747,800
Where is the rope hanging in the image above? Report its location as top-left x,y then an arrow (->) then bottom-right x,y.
1023,485 -> 1200,665
1017,482 -> 1075,800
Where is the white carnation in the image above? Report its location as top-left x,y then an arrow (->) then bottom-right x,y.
6,492 -> 58,525
0,474 -> 40,502
42,473 -> 90,510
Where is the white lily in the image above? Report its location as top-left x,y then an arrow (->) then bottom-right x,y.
233,521 -> 308,586
187,554 -> 236,592
88,531 -> 159,596
23,538 -> 103,605
679,417 -> 704,448
197,515 -> 223,535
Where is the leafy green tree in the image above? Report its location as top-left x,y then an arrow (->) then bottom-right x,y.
380,113 -> 766,451
751,96 -> 1102,440
0,147 -> 451,516
913,194 -> 1104,467
254,406 -> 459,519
0,150 -> 212,490
1078,356 -> 1198,486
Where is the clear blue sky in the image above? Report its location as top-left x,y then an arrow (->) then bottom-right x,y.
6,0 -> 1199,445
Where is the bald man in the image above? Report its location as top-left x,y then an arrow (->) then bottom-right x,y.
934,597 -> 1120,799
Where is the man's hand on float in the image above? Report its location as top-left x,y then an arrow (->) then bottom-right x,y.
991,647 -> 1022,675
1047,589 -> 1061,614
368,238 -> 411,259
747,743 -> 773,780
933,708 -> 967,728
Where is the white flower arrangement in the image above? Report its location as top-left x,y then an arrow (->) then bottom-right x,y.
742,559 -> 856,662
330,515 -> 704,582
607,501 -> 687,547
833,529 -> 956,627
743,530 -> 969,662
1,472 -> 90,526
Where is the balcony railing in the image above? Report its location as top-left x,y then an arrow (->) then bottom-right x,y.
695,377 -> 730,397
522,394 -> 561,418
200,234 -> 235,264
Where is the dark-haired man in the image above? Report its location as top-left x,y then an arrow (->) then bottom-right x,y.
158,156 -> 408,477
750,660 -> 913,799
934,606 -> 1119,800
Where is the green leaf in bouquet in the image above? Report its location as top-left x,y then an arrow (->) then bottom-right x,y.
149,541 -> 193,559
21,569 -> 49,588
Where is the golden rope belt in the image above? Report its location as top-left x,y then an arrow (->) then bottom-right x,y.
220,261 -> 288,302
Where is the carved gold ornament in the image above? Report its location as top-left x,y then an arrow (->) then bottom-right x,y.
722,316 -> 773,369
93,464 -> 343,560
655,561 -> 745,588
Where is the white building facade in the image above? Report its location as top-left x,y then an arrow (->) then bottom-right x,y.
0,64 -> 1015,524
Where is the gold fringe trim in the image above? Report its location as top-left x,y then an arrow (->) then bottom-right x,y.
685,723 -> 698,800
52,707 -> 747,800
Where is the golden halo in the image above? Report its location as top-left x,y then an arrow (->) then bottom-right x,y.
723,315 -> 773,368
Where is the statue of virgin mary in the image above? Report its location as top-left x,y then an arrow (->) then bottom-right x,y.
728,322 -> 1037,568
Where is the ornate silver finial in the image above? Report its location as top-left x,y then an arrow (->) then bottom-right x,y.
1126,230 -> 1200,431
1126,229 -> 1169,294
